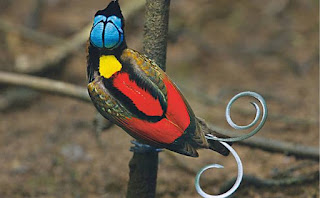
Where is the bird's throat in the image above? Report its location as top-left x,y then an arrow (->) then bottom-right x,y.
99,55 -> 122,78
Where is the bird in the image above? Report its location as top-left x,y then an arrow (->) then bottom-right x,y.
87,0 -> 229,157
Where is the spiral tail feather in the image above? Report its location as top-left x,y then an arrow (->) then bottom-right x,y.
195,117 -> 231,156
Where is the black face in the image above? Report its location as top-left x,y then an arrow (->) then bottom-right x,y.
89,0 -> 125,50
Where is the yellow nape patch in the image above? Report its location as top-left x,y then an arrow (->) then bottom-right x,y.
99,55 -> 122,78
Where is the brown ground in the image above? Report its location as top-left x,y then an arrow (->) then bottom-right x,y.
0,0 -> 319,197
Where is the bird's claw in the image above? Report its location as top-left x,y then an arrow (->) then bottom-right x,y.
130,140 -> 162,153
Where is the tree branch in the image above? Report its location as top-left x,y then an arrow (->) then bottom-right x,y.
142,0 -> 170,70
219,171 -> 319,193
0,18 -> 64,46
0,71 -> 318,161
0,71 -> 89,102
127,1 -> 170,198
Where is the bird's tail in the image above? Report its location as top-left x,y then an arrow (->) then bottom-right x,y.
207,138 -> 231,156
195,117 -> 231,156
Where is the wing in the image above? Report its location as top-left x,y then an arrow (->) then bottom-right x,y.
118,49 -> 202,156
88,75 -> 132,125
121,49 -> 168,101
88,75 -> 187,147
120,49 -> 196,134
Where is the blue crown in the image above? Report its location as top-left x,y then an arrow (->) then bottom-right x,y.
90,1 -> 124,49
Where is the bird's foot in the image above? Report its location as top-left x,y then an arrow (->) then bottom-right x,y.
130,140 -> 162,153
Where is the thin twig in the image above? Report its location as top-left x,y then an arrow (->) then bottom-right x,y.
0,71 -> 318,160
218,171 -> 319,194
0,18 -> 64,46
270,161 -> 318,178
0,71 -> 89,102
208,124 -> 319,160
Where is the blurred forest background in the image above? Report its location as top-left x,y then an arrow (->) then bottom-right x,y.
0,0 -> 318,197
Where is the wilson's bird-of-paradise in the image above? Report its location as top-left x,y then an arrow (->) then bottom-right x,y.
87,0 -> 230,157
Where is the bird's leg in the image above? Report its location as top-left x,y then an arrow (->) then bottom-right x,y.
130,140 -> 163,153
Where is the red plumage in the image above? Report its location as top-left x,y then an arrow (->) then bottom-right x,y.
111,72 -> 190,144
112,72 -> 163,117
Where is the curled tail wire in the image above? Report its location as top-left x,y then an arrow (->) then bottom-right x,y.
194,91 -> 267,198
195,137 -> 243,198
210,91 -> 268,142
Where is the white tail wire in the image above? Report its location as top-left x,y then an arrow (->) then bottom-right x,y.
210,91 -> 268,142
195,139 -> 243,198
194,91 -> 267,197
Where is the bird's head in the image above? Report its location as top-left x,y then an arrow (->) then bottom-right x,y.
89,0 -> 126,51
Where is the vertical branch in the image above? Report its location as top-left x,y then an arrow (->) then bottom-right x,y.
126,0 -> 170,198
143,0 -> 170,70
127,150 -> 160,198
